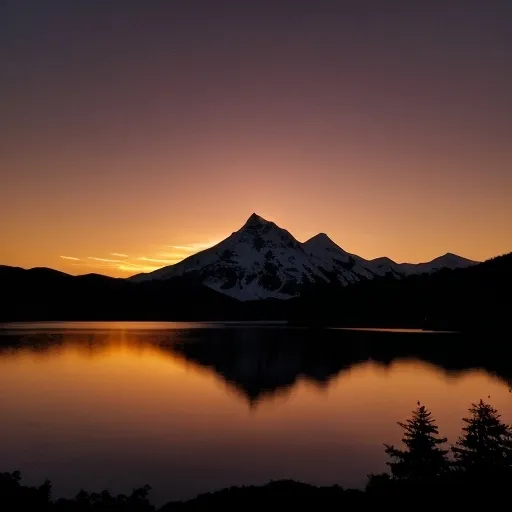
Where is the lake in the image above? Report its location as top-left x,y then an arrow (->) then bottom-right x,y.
0,322 -> 510,505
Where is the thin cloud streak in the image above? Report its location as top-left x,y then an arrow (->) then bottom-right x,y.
150,239 -> 222,264
118,264 -> 160,273
88,257 -> 125,263
71,260 -> 160,273
166,240 -> 221,253
70,262 -> 112,269
60,239 -> 221,277
138,257 -> 179,264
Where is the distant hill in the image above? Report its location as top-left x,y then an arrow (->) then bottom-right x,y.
0,266 -> 239,322
288,252 -> 512,331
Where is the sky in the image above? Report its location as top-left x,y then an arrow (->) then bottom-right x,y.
1,0 -> 511,277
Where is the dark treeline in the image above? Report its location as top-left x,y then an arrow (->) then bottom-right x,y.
290,252 -> 512,331
3,399 -> 512,510
1,252 -> 511,330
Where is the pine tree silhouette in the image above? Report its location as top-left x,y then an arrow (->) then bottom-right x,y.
452,399 -> 512,472
384,403 -> 449,480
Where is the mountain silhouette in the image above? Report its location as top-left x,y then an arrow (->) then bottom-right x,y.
291,252 -> 512,331
130,214 -> 476,300
153,328 -> 512,406
0,220 -> 508,329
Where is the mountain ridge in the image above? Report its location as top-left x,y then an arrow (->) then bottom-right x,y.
0,252 -> 510,328
129,214 -> 477,300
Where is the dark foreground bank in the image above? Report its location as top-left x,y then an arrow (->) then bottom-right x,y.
3,398 -> 512,510
3,471 -> 512,511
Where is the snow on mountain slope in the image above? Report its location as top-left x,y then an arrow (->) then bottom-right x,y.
130,214 -> 478,300
131,214 -> 329,300
302,233 -> 376,285
397,253 -> 476,275
369,253 -> 476,276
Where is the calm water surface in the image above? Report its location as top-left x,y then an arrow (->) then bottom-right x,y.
0,322 -> 510,505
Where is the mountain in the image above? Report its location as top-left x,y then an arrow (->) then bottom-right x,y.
131,213 -> 324,300
130,213 -> 477,301
302,233 -> 376,284
290,252 -> 512,331
367,253 -> 478,277
0,252 -> 509,328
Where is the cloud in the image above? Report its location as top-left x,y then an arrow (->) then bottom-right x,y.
86,256 -> 165,271
88,257 -> 125,263
137,257 -> 179,264
70,262 -> 112,269
72,260 -> 161,274
166,240 -> 221,253
60,238 -> 221,276
117,264 -> 161,273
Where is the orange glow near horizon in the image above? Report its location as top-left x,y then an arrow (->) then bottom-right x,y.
1,327 -> 511,503
2,2 -> 511,276
2,205 -> 511,277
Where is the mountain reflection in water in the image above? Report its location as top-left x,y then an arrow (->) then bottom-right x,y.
160,328 -> 512,405
1,325 -> 510,407
0,323 -> 510,505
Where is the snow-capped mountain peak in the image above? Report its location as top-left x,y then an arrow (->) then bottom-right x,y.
129,214 -> 478,300
304,233 -> 340,251
243,212 -> 272,228
131,214 -> 324,300
235,213 -> 302,252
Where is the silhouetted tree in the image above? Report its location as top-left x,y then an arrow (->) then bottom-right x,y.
384,403 -> 449,480
452,399 -> 512,472
0,470 -> 51,510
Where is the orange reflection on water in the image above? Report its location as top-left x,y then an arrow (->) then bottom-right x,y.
0,326 -> 510,505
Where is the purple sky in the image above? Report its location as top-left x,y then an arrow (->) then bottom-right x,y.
1,0 -> 511,275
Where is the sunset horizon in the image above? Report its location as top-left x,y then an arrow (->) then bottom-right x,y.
8,210 -> 488,278
2,2 -> 511,278
2,3 -> 512,508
